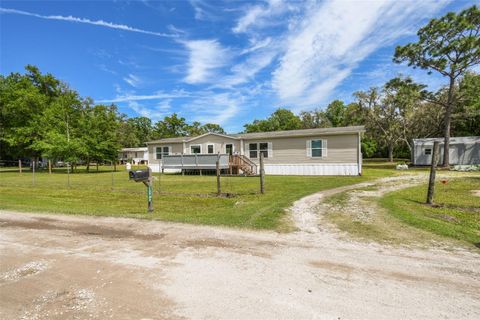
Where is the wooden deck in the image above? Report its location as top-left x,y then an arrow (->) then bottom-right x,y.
162,154 -> 258,176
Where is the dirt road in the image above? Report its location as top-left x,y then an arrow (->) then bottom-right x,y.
1,194 -> 479,319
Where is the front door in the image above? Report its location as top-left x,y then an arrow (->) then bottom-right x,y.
225,144 -> 233,155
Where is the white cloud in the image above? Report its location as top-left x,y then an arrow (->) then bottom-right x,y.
128,100 -> 172,121
232,0 -> 292,34
184,92 -> 242,125
215,49 -> 277,88
182,39 -> 229,84
96,90 -> 191,103
272,0 -> 451,107
0,7 -> 176,38
123,74 -> 142,88
189,0 -> 220,21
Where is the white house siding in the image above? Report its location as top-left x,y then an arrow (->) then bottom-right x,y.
244,134 -> 358,164
185,135 -> 240,155
264,163 -> 359,175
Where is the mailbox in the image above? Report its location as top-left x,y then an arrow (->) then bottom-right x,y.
129,169 -> 150,182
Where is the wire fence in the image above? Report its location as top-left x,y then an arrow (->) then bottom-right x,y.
0,159 -> 265,198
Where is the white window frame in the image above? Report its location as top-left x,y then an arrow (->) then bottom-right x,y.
190,144 -> 202,154
247,142 -> 272,159
156,146 -> 171,160
225,143 -> 235,154
207,144 -> 215,154
307,139 -> 327,158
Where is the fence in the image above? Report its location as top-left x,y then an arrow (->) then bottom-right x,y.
0,156 -> 267,198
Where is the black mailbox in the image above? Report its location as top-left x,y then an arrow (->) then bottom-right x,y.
129,170 -> 150,182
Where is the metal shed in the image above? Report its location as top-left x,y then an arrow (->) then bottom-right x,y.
412,136 -> 480,165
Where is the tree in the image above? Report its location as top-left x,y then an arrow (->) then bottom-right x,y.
244,108 -> 302,132
153,113 -> 189,138
127,117 -> 153,145
394,5 -> 480,166
453,71 -> 480,136
200,123 -> 226,134
355,87 -> 402,162
0,66 -> 59,162
33,84 -> 84,165
324,100 -> 347,127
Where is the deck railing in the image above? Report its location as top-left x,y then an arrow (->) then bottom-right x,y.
163,154 -> 230,169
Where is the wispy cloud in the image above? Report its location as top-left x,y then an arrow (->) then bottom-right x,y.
272,0 -> 451,108
128,100 -> 172,121
185,92 -> 243,125
96,90 -> 191,103
123,74 -> 142,88
182,39 -> 229,84
232,0 -> 292,34
0,7 -> 176,38
189,0 -> 221,21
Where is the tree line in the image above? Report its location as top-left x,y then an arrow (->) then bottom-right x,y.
0,66 -> 226,169
1,6 -> 478,166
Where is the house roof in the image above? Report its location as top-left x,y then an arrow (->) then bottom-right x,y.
146,126 -> 365,145
120,147 -> 148,152
413,136 -> 480,145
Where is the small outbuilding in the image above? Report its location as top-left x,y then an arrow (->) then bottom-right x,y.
118,147 -> 148,165
412,136 -> 480,166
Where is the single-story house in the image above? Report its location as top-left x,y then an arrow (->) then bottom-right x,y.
118,147 -> 148,164
413,136 -> 480,166
145,126 -> 365,176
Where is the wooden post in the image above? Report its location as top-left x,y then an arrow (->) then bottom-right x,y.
32,158 -> 35,186
426,141 -> 440,204
260,153 -> 265,194
18,159 -> 22,174
111,161 -> 114,191
67,162 -> 71,189
48,160 -> 52,174
216,159 -> 221,196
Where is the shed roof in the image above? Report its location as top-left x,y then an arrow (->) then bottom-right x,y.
413,136 -> 480,145
146,126 -> 365,145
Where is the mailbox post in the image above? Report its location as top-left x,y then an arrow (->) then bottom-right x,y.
129,168 -> 154,212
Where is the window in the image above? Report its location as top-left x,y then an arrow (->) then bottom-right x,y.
249,143 -> 257,158
259,143 -> 268,158
190,145 -> 201,154
156,146 -> 170,159
424,148 -> 432,155
207,144 -> 214,154
249,142 -> 270,158
308,139 -> 326,157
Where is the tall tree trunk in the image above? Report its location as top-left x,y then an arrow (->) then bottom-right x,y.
86,158 -> 90,173
388,145 -> 394,162
96,162 -> 99,172
442,76 -> 455,167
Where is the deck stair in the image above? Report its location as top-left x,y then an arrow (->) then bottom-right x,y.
230,155 -> 257,176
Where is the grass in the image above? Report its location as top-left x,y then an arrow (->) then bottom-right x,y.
379,177 -> 480,247
0,164 -> 394,231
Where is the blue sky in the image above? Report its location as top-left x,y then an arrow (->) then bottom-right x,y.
0,0 -> 476,132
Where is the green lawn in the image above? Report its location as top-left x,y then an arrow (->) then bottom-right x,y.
379,177 -> 480,246
0,164 -> 393,231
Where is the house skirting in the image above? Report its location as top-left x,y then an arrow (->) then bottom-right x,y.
264,163 -> 360,176
149,163 -> 360,175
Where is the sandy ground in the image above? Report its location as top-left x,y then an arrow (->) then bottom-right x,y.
1,177 -> 480,319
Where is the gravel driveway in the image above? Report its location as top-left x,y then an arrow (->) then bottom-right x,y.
1,192 -> 479,320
